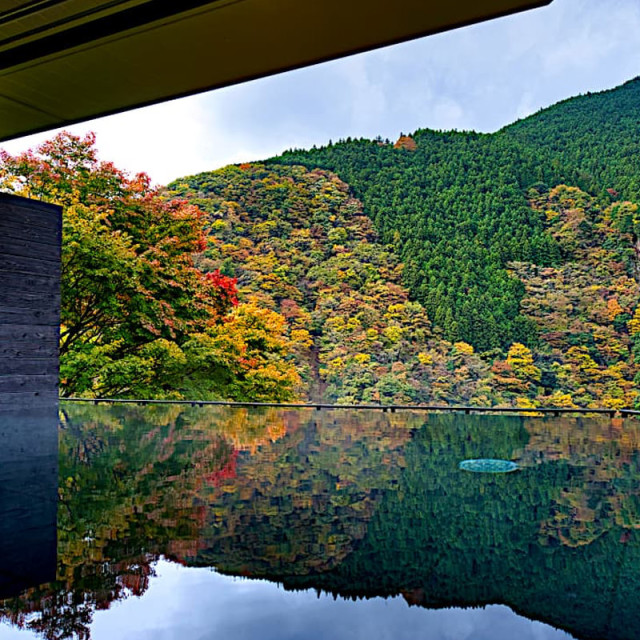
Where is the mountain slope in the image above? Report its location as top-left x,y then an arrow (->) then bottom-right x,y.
269,77 -> 640,353
169,164 -> 495,405
505,76 -> 640,201
268,131 -> 561,351
169,76 -> 640,408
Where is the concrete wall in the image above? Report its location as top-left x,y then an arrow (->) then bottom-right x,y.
0,193 -> 62,408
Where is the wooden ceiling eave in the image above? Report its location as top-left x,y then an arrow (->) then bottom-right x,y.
0,0 -> 552,142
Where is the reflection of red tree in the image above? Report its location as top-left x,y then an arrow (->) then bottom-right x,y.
205,450 -> 238,486
402,588 -> 426,606
116,560 -> 154,598
1,407 -> 418,639
201,410 -> 418,579
167,540 -> 206,565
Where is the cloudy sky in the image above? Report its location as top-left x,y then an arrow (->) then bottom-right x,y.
0,561 -> 575,640
2,0 -> 640,185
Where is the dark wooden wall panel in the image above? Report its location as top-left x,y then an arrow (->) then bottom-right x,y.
0,194 -> 62,408
0,195 -> 60,596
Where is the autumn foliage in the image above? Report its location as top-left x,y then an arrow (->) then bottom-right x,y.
0,133 -> 299,400
171,163 -> 640,409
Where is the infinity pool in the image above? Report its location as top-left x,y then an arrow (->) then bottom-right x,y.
1,404 -> 638,639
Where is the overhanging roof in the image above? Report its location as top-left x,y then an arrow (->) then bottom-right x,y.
0,0 -> 552,142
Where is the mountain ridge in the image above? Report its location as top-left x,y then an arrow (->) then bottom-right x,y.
168,75 -> 640,407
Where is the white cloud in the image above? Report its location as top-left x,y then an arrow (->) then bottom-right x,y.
1,94 -> 210,186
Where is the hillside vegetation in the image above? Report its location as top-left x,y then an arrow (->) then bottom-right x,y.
169,165 -> 494,405
271,77 -> 640,350
0,135 -> 300,401
3,78 -> 640,407
171,77 -> 640,408
271,130 -> 561,351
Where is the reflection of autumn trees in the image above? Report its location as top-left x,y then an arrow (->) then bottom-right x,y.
197,411 -> 418,577
4,406 -> 640,640
521,417 -> 640,547
0,405 -> 418,639
269,414 -> 640,640
2,404 -> 236,639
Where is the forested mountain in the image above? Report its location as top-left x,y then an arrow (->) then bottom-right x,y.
164,77 -> 640,407
269,128 -> 562,352
270,78 -> 640,350
244,75 -> 640,407
3,78 -> 640,407
505,76 -> 640,200
169,165 -> 496,405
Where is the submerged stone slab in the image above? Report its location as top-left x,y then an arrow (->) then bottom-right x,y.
459,458 -> 518,473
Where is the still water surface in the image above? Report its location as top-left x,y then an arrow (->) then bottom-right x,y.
1,404 -> 639,639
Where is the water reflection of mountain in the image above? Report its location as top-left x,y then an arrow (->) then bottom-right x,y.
2,406 -> 640,640
254,414 -> 640,640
